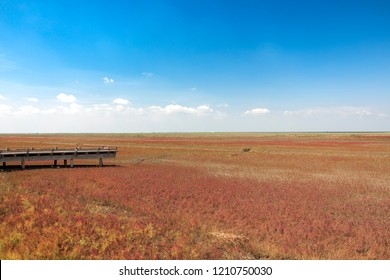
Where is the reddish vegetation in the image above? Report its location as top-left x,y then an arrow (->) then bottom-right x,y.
0,133 -> 389,259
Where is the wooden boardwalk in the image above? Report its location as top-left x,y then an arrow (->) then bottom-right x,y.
0,147 -> 117,169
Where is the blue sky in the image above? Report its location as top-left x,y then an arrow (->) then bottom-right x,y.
0,0 -> 389,132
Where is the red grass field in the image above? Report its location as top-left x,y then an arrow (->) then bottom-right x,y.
0,133 -> 389,259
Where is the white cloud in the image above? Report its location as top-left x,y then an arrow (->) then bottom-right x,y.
0,104 -> 12,114
87,103 -> 110,111
0,94 -> 5,101
112,98 -> 130,105
148,104 -> 213,116
284,106 -> 383,117
103,77 -> 114,84
56,103 -> 83,115
56,93 -> 77,103
0,98 -> 388,132
41,108 -> 57,114
14,105 -> 41,116
284,109 -> 313,117
243,108 -> 271,116
142,72 -> 154,77
199,105 -> 214,113
89,103 -> 212,117
87,103 -> 144,116
26,97 -> 39,102
69,103 -> 83,114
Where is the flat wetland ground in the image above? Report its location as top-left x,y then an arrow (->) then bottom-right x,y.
1,132 -> 389,259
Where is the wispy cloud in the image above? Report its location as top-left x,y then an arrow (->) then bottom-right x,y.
0,94 -> 5,101
190,87 -> 197,91
112,98 -> 130,105
243,108 -> 271,116
148,104 -> 213,116
103,77 -> 114,84
284,106 -> 385,117
142,72 -> 154,77
56,93 -> 77,103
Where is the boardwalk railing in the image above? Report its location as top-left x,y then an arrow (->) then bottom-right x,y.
0,147 -> 117,169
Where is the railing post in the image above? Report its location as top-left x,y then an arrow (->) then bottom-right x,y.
99,158 -> 103,167
70,159 -> 74,168
21,158 -> 25,169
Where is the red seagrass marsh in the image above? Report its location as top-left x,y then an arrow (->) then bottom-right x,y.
0,133 -> 389,259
